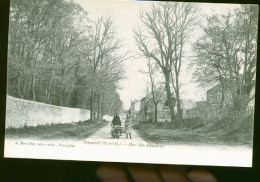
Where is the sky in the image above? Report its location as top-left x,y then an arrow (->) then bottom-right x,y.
75,0 -> 240,110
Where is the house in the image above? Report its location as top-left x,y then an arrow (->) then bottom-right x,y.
130,100 -> 140,123
139,91 -> 176,122
180,99 -> 197,119
138,88 -> 201,122
139,96 -> 148,122
206,81 -> 234,109
186,82 -> 233,120
182,76 -> 256,120
195,78 -> 254,120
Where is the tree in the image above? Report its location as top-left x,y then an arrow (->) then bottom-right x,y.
97,52 -> 125,120
102,84 -> 123,115
88,16 -> 125,121
193,5 -> 258,110
8,0 -> 92,107
235,5 -> 258,101
7,0 -> 127,120
192,14 -> 232,109
134,2 -> 199,124
141,59 -> 164,122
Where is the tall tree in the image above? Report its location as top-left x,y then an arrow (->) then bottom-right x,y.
141,59 -> 164,123
88,16 -> 125,121
96,52 -> 125,120
134,2 -> 199,124
193,5 -> 258,110
235,5 -> 258,100
8,0 -> 92,107
7,0 -> 129,119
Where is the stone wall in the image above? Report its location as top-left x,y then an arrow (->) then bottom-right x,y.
5,95 -> 90,128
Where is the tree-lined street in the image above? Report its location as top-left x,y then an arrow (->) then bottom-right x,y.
6,0 -> 257,147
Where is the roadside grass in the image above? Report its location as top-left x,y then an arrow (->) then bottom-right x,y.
197,115 -> 254,146
132,123 -> 215,145
133,115 -> 254,147
5,120 -> 108,140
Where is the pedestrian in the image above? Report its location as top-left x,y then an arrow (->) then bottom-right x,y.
111,113 -> 121,126
125,111 -> 132,139
125,122 -> 132,139
111,113 -> 122,137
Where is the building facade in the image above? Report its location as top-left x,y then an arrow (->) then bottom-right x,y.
138,91 -> 176,122
130,100 -> 140,123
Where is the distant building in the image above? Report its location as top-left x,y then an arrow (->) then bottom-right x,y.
185,78 -> 256,120
139,91 -> 176,122
206,81 -> 234,110
180,99 -> 197,119
138,89 -> 201,122
136,76 -> 255,122
139,97 -> 148,122
130,100 -> 140,123
184,81 -> 233,120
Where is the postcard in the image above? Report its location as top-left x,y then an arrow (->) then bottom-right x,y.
4,0 -> 258,167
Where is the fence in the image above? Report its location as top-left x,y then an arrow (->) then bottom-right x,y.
5,95 -> 90,128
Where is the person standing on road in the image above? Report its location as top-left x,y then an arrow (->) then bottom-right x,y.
125,111 -> 132,139
111,113 -> 121,126
111,113 -> 122,137
125,122 -> 132,139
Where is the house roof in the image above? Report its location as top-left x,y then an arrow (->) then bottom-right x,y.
206,78 -> 238,93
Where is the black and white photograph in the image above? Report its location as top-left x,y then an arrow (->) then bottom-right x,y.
4,0 -> 258,167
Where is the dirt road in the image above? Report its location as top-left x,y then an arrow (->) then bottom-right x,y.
87,122 -> 145,141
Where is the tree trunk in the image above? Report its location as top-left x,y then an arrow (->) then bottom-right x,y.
25,75 -> 33,99
219,79 -> 225,109
53,82 -> 56,105
90,67 -> 96,121
164,71 -> 175,122
234,72 -> 242,110
47,74 -> 53,103
154,103 -> 158,122
66,84 -> 74,107
242,9 -> 252,95
32,73 -> 36,101
97,92 -> 101,121
90,86 -> 94,121
100,89 -> 105,121
22,75 -> 30,99
171,69 -> 181,126
175,75 -> 181,125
